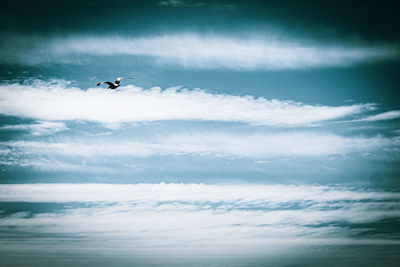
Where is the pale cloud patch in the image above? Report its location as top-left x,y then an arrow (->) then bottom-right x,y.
44,34 -> 400,69
1,183 -> 398,203
0,80 -> 373,126
1,121 -> 68,135
1,34 -> 398,69
0,183 -> 399,255
1,131 -> 394,159
360,110 -> 400,122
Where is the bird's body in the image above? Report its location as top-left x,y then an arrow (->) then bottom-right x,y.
97,77 -> 134,89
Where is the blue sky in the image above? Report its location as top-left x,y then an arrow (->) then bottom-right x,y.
1,0 -> 400,265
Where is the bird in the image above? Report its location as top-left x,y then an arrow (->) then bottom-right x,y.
97,77 -> 134,89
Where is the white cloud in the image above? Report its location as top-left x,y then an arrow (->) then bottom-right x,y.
360,110 -> 400,122
0,183 -> 399,254
1,183 -> 398,203
1,131 -> 394,159
1,121 -> 68,135
2,34 -> 398,69
157,131 -> 392,157
0,80 -> 373,126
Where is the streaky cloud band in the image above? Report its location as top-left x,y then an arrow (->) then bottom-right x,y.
1,183 -> 399,253
1,183 -> 398,203
1,132 -> 394,159
0,121 -> 68,136
359,110 -> 400,122
0,79 -> 374,126
1,33 -> 398,69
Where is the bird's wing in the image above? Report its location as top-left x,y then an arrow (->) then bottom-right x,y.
97,81 -> 114,87
115,77 -> 124,85
115,77 -> 134,84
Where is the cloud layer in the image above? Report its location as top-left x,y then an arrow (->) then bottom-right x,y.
0,80 -> 373,126
0,183 -> 399,256
2,34 -> 398,69
1,183 -> 398,203
1,121 -> 68,136
1,132 -> 394,160
360,110 -> 400,122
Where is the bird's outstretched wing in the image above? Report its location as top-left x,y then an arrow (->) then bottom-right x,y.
97,81 -> 114,87
115,77 -> 134,85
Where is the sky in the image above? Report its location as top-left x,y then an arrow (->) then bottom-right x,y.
0,0 -> 400,266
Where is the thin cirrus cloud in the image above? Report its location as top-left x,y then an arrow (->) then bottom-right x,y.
1,131 -> 394,159
359,110 -> 400,122
0,183 -> 399,255
1,34 -> 398,69
1,121 -> 68,136
0,80 -> 374,126
2,183 -> 398,203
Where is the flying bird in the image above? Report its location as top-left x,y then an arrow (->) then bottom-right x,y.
97,77 -> 134,89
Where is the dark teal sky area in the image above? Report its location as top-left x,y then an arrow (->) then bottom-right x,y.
2,0 -> 400,41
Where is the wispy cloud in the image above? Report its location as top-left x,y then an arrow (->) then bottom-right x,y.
359,110 -> 400,122
1,131 -> 394,160
1,34 -> 398,69
1,121 -> 68,136
0,80 -> 373,126
2,183 -> 398,203
0,183 -> 399,255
